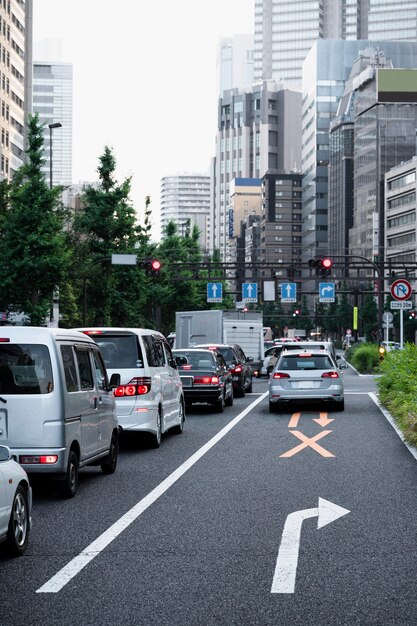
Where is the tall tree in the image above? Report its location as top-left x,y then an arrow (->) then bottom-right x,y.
72,146 -> 147,326
0,114 -> 69,325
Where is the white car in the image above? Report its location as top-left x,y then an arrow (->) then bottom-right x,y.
0,445 -> 32,556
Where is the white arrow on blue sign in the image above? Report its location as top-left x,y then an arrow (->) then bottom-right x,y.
242,282 -> 258,302
280,282 -> 297,302
319,282 -> 335,302
207,282 -> 222,302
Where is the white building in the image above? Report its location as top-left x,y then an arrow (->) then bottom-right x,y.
160,174 -> 211,252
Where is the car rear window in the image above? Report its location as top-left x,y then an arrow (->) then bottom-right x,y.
279,355 -> 334,370
175,351 -> 215,369
0,344 -> 53,394
93,334 -> 143,368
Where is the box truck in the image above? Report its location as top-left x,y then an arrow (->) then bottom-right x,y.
175,310 -> 264,375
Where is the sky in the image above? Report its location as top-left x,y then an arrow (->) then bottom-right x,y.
33,0 -> 255,238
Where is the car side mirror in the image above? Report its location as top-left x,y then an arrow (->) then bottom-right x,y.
0,445 -> 11,462
109,373 -> 121,388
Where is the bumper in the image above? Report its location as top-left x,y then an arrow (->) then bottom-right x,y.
183,388 -> 223,405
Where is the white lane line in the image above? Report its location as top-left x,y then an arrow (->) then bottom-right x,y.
37,391 -> 269,594
369,392 -> 417,461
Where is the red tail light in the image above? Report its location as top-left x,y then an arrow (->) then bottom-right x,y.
231,365 -> 242,373
321,371 -> 339,379
114,377 -> 152,396
273,372 -> 290,379
193,376 -> 219,385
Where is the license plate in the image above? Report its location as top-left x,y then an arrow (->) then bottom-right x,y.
180,377 -> 193,387
296,381 -> 316,389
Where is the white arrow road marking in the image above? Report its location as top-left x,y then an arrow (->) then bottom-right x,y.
37,392 -> 269,594
271,498 -> 350,594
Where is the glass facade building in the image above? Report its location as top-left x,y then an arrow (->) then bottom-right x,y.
368,0 -> 417,41
32,62 -> 72,187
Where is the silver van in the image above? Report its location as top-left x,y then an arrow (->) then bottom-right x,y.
75,328 -> 185,447
0,327 -> 119,498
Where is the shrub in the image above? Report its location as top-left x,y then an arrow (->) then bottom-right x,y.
377,343 -> 417,447
349,342 -> 380,373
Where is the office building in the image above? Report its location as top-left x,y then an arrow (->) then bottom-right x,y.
211,81 -> 301,257
32,62 -> 72,186
254,1 -> 417,90
384,157 -> 417,267
160,174 -> 211,252
217,34 -> 254,97
302,40 -> 417,263
0,0 -> 32,180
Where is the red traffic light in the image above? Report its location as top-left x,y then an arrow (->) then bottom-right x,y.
322,258 -> 332,269
151,260 -> 161,271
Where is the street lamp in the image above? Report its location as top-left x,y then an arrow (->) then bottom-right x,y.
48,122 -> 62,188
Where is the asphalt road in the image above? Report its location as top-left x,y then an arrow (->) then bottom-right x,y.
2,365 -> 417,625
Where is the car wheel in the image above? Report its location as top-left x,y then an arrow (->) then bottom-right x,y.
5,485 -> 30,556
60,449 -> 79,498
101,431 -> 119,475
225,386 -> 234,406
171,400 -> 185,435
214,392 -> 225,413
246,377 -> 253,393
149,408 -> 162,448
236,382 -> 245,398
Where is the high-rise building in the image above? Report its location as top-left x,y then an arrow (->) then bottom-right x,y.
217,34 -> 254,97
254,0 -> 417,90
32,62 -> 72,186
0,0 -> 32,180
211,81 -> 301,257
301,39 -> 417,262
160,174 -> 211,252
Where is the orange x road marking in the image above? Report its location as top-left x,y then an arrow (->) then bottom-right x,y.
280,430 -> 335,458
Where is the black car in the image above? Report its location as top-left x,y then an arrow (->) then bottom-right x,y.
173,348 -> 233,412
195,343 -> 253,397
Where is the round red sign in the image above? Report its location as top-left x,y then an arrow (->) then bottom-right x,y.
390,279 -> 412,301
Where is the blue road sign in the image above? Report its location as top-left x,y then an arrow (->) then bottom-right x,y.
242,282 -> 258,302
280,282 -> 297,302
207,282 -> 222,302
319,282 -> 335,302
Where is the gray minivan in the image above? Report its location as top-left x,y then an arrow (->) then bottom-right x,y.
0,327 -> 119,497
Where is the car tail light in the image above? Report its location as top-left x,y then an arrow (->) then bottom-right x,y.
322,371 -> 339,379
20,455 -> 58,464
0,338 -> 10,342
114,377 -> 152,396
230,365 -> 242,374
272,372 -> 290,379
81,330 -> 104,335
193,376 -> 219,385
181,365 -> 192,370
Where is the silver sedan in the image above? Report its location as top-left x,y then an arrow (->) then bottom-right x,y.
268,349 -> 346,413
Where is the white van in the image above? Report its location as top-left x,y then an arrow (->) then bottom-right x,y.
75,328 -> 185,447
0,327 -> 119,498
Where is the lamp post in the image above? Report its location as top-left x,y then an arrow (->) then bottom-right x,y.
48,122 -> 62,188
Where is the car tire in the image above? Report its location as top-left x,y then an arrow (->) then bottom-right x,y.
236,382 -> 245,398
60,449 -> 79,499
149,408 -> 162,448
214,392 -> 225,413
246,378 -> 253,393
171,401 -> 185,435
269,401 -> 277,413
225,387 -> 234,406
5,485 -> 30,556
101,431 -> 119,475
335,399 -> 345,412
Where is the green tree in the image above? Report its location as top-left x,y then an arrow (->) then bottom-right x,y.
0,114 -> 70,325
72,146 -> 147,326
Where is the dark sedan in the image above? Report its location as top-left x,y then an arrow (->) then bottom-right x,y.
195,343 -> 253,397
173,348 -> 233,413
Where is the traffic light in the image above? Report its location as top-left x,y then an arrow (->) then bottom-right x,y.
139,258 -> 161,277
409,311 -> 417,320
308,257 -> 333,276
292,309 -> 300,317
379,345 -> 386,362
